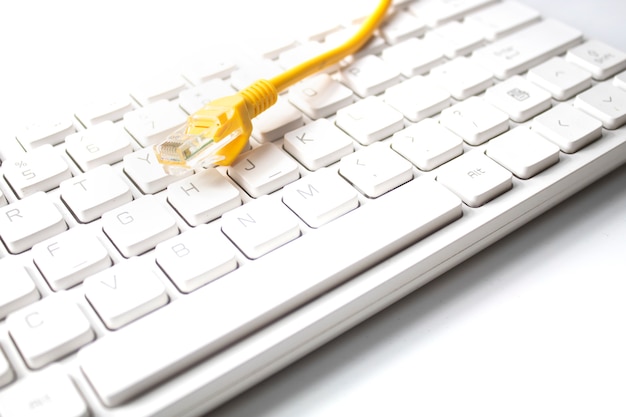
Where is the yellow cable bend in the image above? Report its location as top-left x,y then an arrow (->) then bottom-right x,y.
269,0 -> 392,92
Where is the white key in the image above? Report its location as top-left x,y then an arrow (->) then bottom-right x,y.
101,195 -> 179,258
566,40 -> 626,81
615,71 -> 626,90
0,259 -> 39,320
440,96 -> 509,145
283,169 -> 359,228
251,98 -> 303,143
575,82 -> 626,129
326,28 -> 387,59
283,118 -> 354,171
3,144 -> 71,198
391,118 -> 464,171
278,41 -> 327,72
0,189 -> 5,207
430,56 -> 493,100
381,37 -> 445,78
167,168 -> 241,226
384,75 -> 451,122
486,126 -> 560,179
0,348 -> 12,387
340,142 -> 413,198
464,0 -> 540,41
485,75 -> 552,122
288,73 -> 355,120
221,195 -> 301,259
79,178 -> 461,407
437,150 -> 512,207
424,20 -> 485,58
472,19 -> 583,80
65,121 -> 134,171
60,164 -> 133,223
123,147 -> 191,194
155,224 -> 237,293
7,293 -> 93,369
130,74 -> 187,106
228,143 -> 300,198
230,59 -> 283,91
379,10 -> 426,44
32,226 -> 111,291
84,258 -> 168,329
0,192 -> 67,254
178,79 -> 235,115
339,55 -> 401,98
15,117 -> 76,149
527,56 -> 592,101
408,0 -> 497,27
247,34 -> 298,60
335,96 -> 405,145
75,94 -> 134,127
123,100 -> 187,147
0,365 -> 89,417
533,103 -> 603,153
182,58 -> 236,85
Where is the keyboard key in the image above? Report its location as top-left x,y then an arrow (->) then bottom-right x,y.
123,100 -> 187,147
0,259 -> 39,320
79,177 -> 461,407
65,121 -> 134,171
339,142 -> 413,198
222,195 -> 301,259
379,10 -> 425,44
75,94 -> 134,127
533,103 -> 603,153
566,40 -> 626,81
102,195 -> 179,258
335,96 -> 405,145
178,78 -> 235,115
32,226 -> 111,291
0,365 -> 89,417
472,19 -> 583,79
381,37 -> 445,78
288,73 -> 355,120
0,348 -> 12,387
60,164 -> 133,223
486,126 -> 560,179
430,56 -> 493,100
424,20 -> 485,58
527,56 -> 593,101
123,147 -> 191,195
155,224 -> 237,293
282,169 -> 359,228
339,55 -> 401,98
130,74 -> 187,105
251,98 -> 303,143
0,192 -> 67,254
485,75 -> 552,122
278,41 -> 327,72
283,118 -> 354,171
84,258 -> 169,329
463,0 -> 540,41
3,144 -> 71,199
614,71 -> 626,90
182,58 -> 236,86
228,143 -> 300,198
167,168 -> 241,226
391,118 -> 464,171
15,117 -> 76,149
437,150 -> 512,207
408,0 -> 498,28
7,293 -> 94,369
230,59 -> 283,91
384,75 -> 451,122
575,82 -> 626,129
440,96 -> 509,145
0,190 -> 5,207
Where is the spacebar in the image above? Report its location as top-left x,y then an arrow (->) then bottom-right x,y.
79,177 -> 462,407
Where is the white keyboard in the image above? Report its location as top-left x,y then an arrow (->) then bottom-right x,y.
1,0 -> 626,415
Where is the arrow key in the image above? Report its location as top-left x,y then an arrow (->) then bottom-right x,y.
527,56 -> 592,100
575,82 -> 626,129
533,103 -> 602,153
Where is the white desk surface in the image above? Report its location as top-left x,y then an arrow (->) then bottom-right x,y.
1,1 -> 624,416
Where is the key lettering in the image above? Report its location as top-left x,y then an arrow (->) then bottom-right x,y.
25,312 -> 43,328
467,168 -> 487,178
137,153 -> 152,164
171,243 -> 190,257
73,179 -> 88,191
22,169 -> 36,180
237,213 -> 256,227
180,182 -> 199,196
5,208 -> 22,222
296,184 -> 319,199
117,211 -> 134,225
244,159 -> 256,171
100,275 -> 118,289
47,242 -> 60,257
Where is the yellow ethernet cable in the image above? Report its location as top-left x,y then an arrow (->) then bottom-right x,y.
155,0 -> 392,173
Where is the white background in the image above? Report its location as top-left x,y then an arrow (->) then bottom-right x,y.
1,1 -> 625,416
